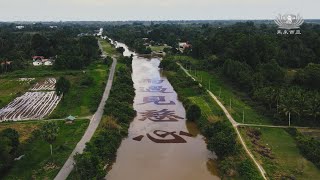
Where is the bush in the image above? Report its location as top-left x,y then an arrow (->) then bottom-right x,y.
0,128 -> 20,175
74,152 -> 106,180
207,121 -> 237,158
239,159 -> 263,180
55,76 -> 71,96
160,59 -> 179,71
103,56 -> 113,66
80,75 -> 95,86
186,104 -> 201,121
296,136 -> 320,168
0,128 -> 20,154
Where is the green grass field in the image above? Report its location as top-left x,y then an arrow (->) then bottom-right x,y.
191,70 -> 320,179
0,65 -> 83,78
50,61 -> 109,118
100,39 -> 119,55
3,119 -> 89,180
240,127 -> 320,179
150,45 -> 167,52
184,69 -> 273,125
0,78 -> 35,108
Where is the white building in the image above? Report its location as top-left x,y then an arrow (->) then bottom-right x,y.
97,28 -> 103,36
16,26 -> 25,30
33,61 -> 43,66
44,61 -> 53,66
32,56 -> 53,66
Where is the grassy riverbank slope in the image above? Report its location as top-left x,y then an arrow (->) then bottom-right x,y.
166,55 -> 320,179
161,59 -> 262,180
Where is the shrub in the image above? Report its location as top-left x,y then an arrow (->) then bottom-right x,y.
0,128 -> 20,154
186,104 -> 201,121
80,75 -> 95,86
207,121 -> 237,158
0,128 -> 20,175
239,159 -> 263,180
296,136 -> 320,168
74,152 -> 106,180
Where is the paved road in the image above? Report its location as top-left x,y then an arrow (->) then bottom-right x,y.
178,63 -> 268,180
54,56 -> 117,180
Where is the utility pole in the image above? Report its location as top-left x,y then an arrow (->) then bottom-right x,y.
289,112 -> 291,127
243,110 -> 245,124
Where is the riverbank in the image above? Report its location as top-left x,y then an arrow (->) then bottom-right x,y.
65,41 -> 135,178
161,59 -> 263,179
166,55 -> 320,179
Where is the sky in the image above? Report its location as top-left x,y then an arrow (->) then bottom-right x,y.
0,0 -> 319,21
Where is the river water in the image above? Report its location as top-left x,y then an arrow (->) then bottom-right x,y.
106,41 -> 220,180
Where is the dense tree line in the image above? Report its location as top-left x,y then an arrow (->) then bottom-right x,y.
121,21 -> 320,126
74,56 -> 136,179
0,25 -> 100,73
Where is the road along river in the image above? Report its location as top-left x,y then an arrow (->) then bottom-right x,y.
106,41 -> 220,180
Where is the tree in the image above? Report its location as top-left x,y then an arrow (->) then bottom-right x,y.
74,152 -> 106,179
278,88 -> 299,125
0,128 -> 19,154
116,47 -> 125,54
186,104 -> 201,121
306,92 -> 320,121
31,34 -> 53,57
0,137 -> 12,174
258,59 -> 285,84
41,121 -> 59,155
0,128 -> 20,174
55,77 -> 71,96
207,121 -> 237,157
295,63 -> 320,89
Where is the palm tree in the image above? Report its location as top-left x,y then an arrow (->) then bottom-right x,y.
306,92 -> 320,122
278,89 -> 298,126
41,121 -> 59,155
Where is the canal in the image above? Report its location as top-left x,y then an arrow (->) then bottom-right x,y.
106,41 -> 220,180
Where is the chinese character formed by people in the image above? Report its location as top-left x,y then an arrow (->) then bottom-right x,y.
133,130 -> 193,143
139,109 -> 183,122
139,79 -> 164,84
139,86 -> 172,93
138,96 -> 175,105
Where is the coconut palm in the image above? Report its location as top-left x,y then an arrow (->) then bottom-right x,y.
41,121 -> 59,155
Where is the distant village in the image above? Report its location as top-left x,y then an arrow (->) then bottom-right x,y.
32,56 -> 55,66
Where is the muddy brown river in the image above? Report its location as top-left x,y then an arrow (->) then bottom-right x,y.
106,41 -> 220,180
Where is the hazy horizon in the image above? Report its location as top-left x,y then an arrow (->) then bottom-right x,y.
0,0 -> 319,21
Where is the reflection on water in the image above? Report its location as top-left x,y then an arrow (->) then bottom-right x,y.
207,159 -> 220,177
186,121 -> 200,137
106,41 -> 220,180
